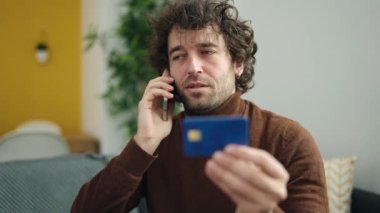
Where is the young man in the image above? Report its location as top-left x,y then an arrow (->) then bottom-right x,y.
72,0 -> 328,212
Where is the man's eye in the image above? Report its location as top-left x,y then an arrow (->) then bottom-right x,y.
172,55 -> 184,61
201,50 -> 216,55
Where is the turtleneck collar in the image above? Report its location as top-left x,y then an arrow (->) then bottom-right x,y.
183,92 -> 246,117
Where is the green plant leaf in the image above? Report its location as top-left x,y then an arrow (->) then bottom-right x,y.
85,0 -> 166,137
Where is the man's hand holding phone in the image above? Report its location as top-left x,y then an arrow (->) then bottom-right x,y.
134,69 -> 175,155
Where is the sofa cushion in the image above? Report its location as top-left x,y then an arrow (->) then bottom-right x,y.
324,155 -> 357,213
0,153 -> 108,213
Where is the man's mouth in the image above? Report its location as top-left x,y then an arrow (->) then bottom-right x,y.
185,82 -> 210,93
186,82 -> 208,89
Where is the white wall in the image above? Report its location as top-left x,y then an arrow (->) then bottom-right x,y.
81,0 -> 127,155
235,0 -> 380,194
81,0 -> 380,194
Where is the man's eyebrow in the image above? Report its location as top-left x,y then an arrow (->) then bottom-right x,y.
197,42 -> 218,48
168,46 -> 182,57
168,42 -> 219,56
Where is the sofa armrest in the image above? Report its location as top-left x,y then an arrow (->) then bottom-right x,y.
351,188 -> 380,213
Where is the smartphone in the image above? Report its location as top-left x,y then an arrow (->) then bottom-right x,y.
181,116 -> 248,157
162,82 -> 181,121
171,82 -> 181,102
162,97 -> 168,121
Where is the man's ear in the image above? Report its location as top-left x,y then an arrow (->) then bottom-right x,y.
234,60 -> 244,77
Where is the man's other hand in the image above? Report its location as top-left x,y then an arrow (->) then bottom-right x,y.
205,145 -> 289,213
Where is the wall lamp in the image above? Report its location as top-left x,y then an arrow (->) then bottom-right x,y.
35,42 -> 49,64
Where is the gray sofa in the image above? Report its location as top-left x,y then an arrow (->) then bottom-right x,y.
0,153 -> 379,213
0,153 -> 108,213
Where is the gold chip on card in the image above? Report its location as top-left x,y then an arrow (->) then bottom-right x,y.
187,129 -> 202,142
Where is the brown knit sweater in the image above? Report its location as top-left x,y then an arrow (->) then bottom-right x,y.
71,93 -> 328,213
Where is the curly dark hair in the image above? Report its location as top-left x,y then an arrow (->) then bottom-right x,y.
149,0 -> 258,94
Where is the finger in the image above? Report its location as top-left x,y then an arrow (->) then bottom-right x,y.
162,69 -> 170,77
205,161 -> 243,204
205,160 -> 278,210
145,75 -> 174,93
143,81 -> 174,98
140,88 -> 174,109
145,78 -> 174,92
211,151 -> 288,201
225,145 -> 289,182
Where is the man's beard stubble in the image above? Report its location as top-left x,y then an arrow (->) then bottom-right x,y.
177,71 -> 236,114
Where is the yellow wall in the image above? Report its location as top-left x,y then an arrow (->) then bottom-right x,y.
0,0 -> 80,135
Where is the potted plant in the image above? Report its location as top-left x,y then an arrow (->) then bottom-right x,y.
86,0 -> 166,136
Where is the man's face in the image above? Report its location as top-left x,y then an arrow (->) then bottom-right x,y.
168,26 -> 243,113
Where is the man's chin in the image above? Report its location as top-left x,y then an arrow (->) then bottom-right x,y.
184,104 -> 213,114
182,98 -> 216,114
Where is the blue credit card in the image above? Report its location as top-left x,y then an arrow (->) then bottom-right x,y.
181,116 -> 248,157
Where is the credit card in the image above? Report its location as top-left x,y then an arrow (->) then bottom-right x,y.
181,116 -> 248,157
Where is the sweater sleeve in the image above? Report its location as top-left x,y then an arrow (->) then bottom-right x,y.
71,139 -> 156,213
278,121 -> 329,213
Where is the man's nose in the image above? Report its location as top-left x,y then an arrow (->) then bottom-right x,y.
186,55 -> 203,75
